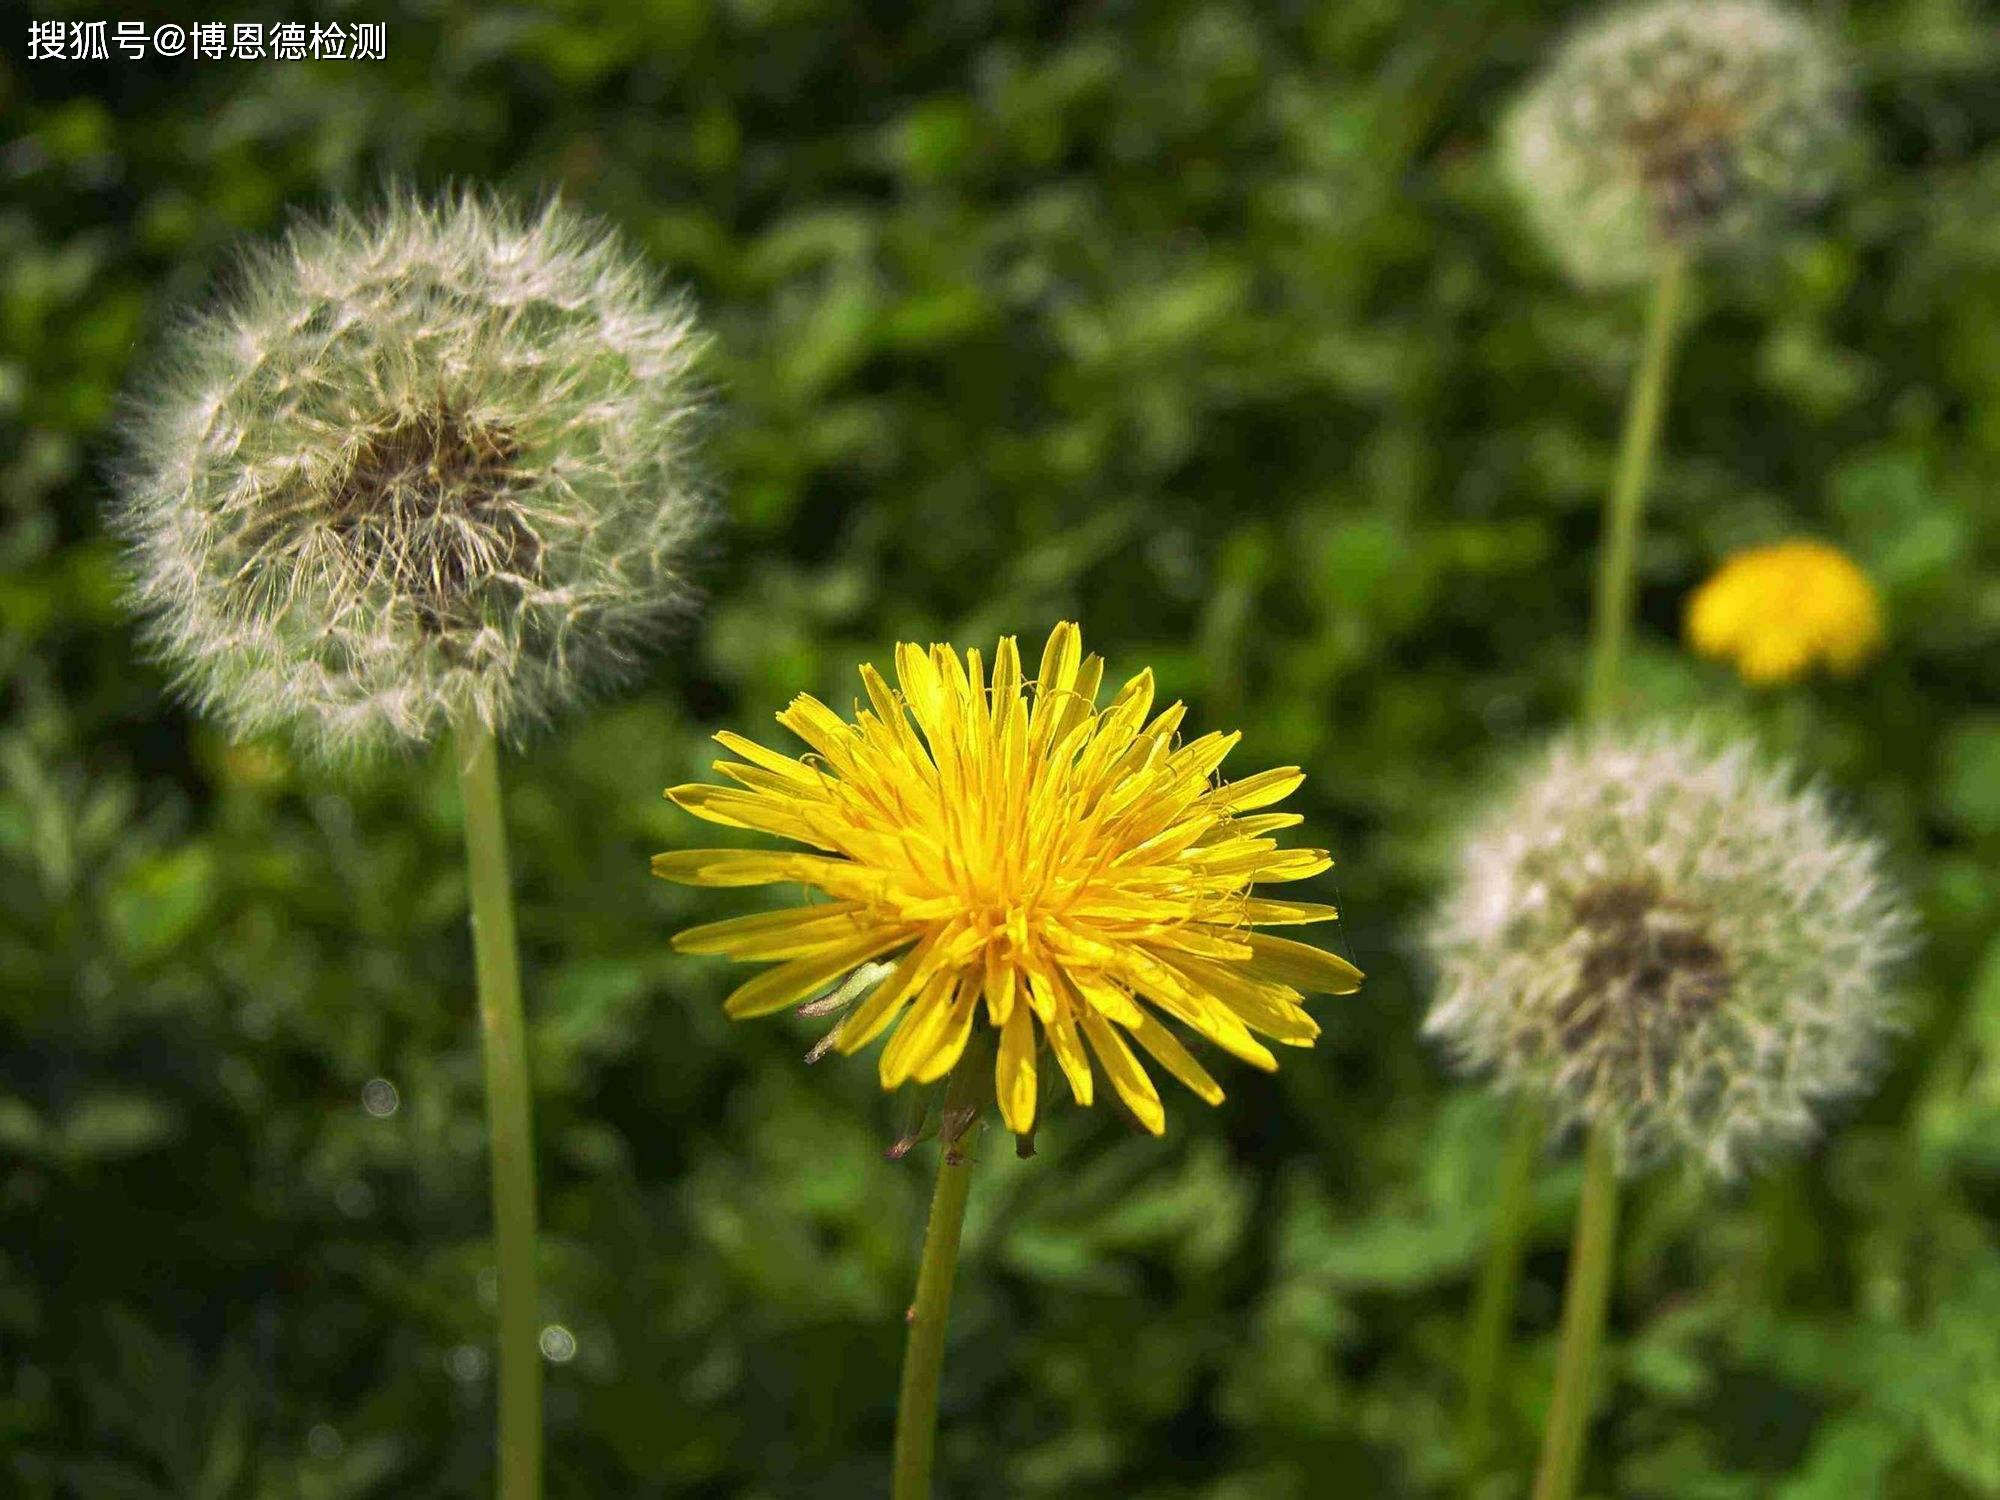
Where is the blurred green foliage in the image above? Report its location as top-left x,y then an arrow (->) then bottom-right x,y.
3,1 -> 1998,1495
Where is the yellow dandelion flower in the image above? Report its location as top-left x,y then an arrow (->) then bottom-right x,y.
655,622 -> 1361,1137
1685,539 -> 1883,686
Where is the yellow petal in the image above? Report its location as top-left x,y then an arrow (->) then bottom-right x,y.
1166,952 -> 1320,1047
1224,812 -> 1304,838
1072,974 -> 1146,1029
1124,955 -> 1280,1069
1120,814 -> 1219,866
665,784 -> 822,842
672,901 -> 867,958
1169,730 -> 1240,782
1077,1009 -> 1164,1135
983,946 -> 1016,1027
1106,667 -> 1154,719
1125,1010 -> 1225,1106
1089,670 -> 1155,759
1240,898 -> 1341,926
1137,701 -> 1187,753
859,662 -> 902,726
650,849 -> 853,888
1036,973 -> 1095,1106
934,642 -> 973,712
712,730 -> 820,786
1150,925 -> 1255,964
1244,934 -> 1364,994
711,759 -> 826,799
990,634 -> 1023,710
963,647 -> 991,742
1183,838 -> 1282,878
1036,621 -> 1081,702
879,969 -> 959,1088
1046,653 -> 1105,746
995,999 -> 1038,1134
1248,848 -> 1334,883
910,979 -> 983,1085
894,643 -> 946,737
1209,766 -> 1304,812
776,694 -> 862,772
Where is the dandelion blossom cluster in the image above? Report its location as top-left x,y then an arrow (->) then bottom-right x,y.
1426,730 -> 1907,1176
1686,538 -> 1882,686
656,623 -> 1362,1137
1501,0 -> 1845,287
115,191 -> 707,757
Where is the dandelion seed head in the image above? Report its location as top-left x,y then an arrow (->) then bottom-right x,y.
1425,728 -> 1909,1177
656,623 -> 1362,1139
113,190 -> 708,759
1501,0 -> 1846,287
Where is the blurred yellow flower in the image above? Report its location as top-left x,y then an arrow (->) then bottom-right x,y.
1686,539 -> 1883,686
655,622 -> 1360,1137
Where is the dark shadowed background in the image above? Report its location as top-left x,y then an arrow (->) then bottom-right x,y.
3,1 -> 1998,1495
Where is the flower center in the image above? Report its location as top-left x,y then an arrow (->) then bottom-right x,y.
329,403 -> 540,632
1625,98 -> 1749,236
1552,878 -> 1731,1094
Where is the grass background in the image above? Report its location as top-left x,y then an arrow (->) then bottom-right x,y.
3,1 -> 1998,1494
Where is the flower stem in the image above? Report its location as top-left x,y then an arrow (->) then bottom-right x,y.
890,1061 -> 986,1500
1460,255 -> 1688,1487
1461,1100 -> 1544,1478
457,721 -> 542,1500
1531,1125 -> 1619,1500
1583,250 -> 1689,725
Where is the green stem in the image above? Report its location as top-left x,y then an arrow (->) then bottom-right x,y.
1460,256 -> 1686,1487
1461,1101 -> 1544,1478
457,721 -> 542,1500
1531,1125 -> 1620,1500
890,1062 -> 986,1500
1582,251 -> 1689,725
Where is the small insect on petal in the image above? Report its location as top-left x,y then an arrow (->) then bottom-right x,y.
723,932 -> 907,1019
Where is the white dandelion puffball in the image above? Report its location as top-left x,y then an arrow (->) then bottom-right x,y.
114,191 -> 708,758
1425,730 -> 1910,1177
1501,0 -> 1846,288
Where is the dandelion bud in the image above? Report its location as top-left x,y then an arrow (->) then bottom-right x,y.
1425,730 -> 1909,1176
1501,0 -> 1846,287
114,191 -> 707,757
